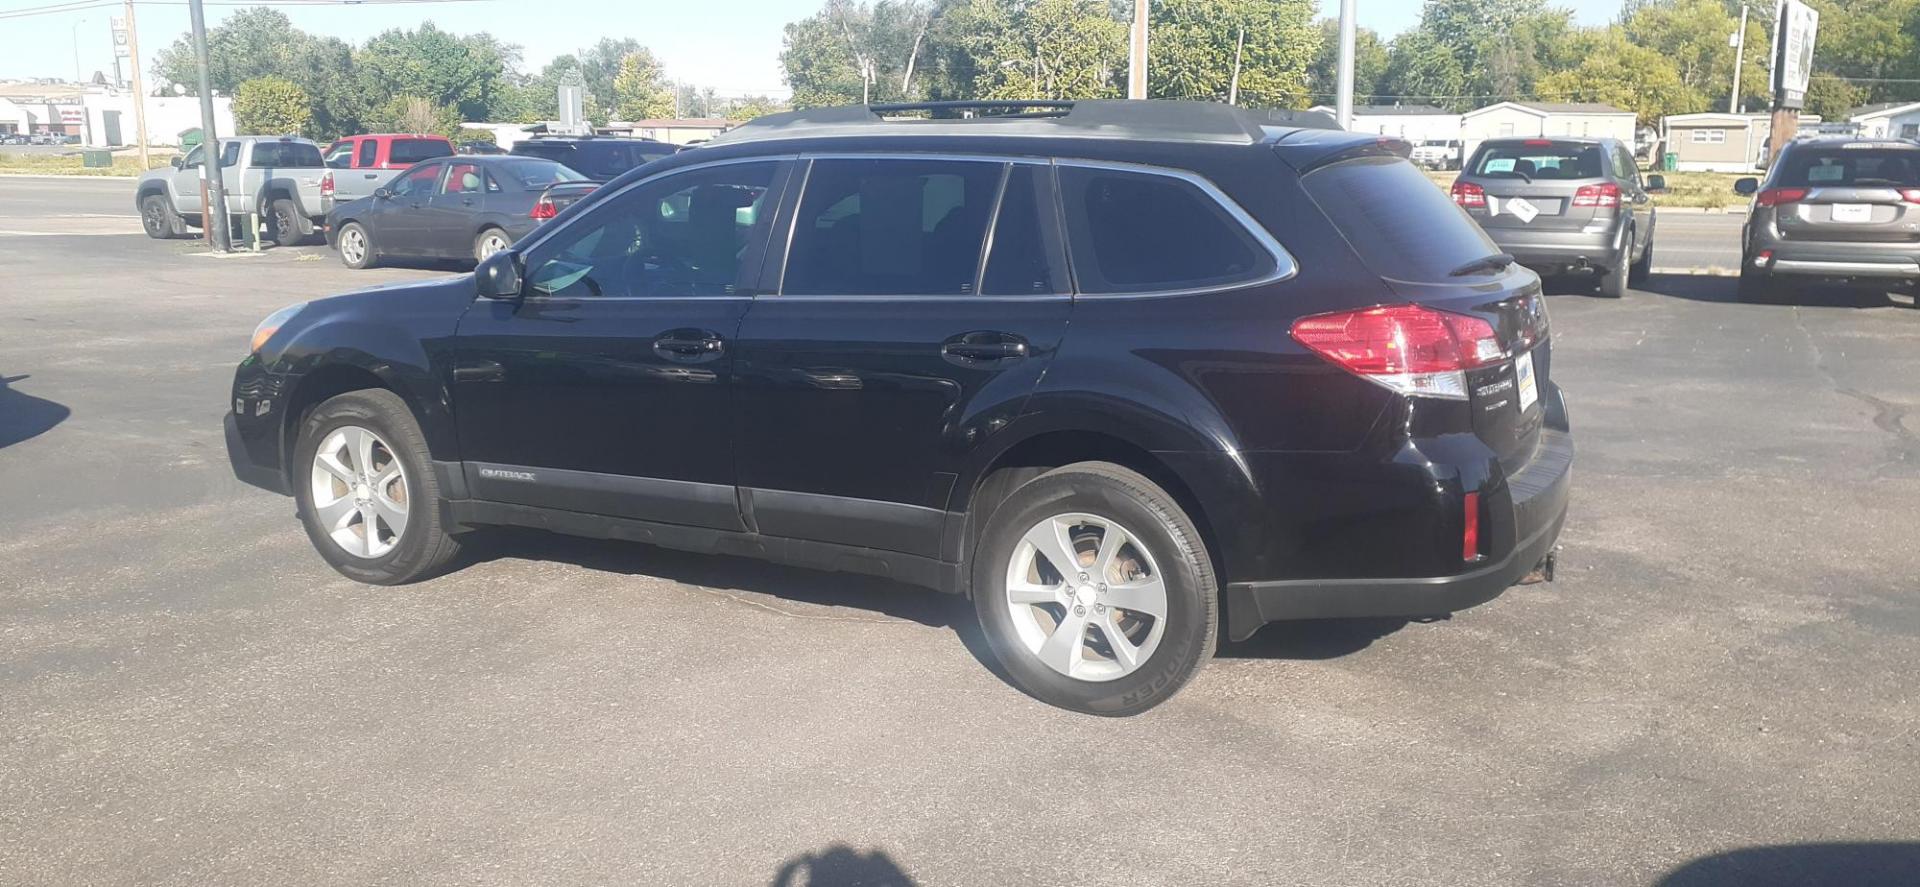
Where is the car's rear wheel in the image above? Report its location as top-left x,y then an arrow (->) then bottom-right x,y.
971,462 -> 1216,716
473,227 -> 511,263
140,194 -> 183,239
267,198 -> 310,246
1597,263 -> 1627,298
337,221 -> 376,269
293,390 -> 461,584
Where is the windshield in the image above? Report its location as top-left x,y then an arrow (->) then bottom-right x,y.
498,158 -> 587,188
1774,147 -> 1920,187
1472,142 -> 1604,180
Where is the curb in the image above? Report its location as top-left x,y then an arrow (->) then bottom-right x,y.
0,173 -> 141,181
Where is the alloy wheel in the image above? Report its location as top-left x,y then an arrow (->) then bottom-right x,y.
1004,512 -> 1168,682
309,424 -> 409,559
478,231 -> 508,259
341,227 -> 366,265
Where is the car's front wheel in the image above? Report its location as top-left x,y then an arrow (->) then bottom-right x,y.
336,221 -> 376,269
292,390 -> 461,584
140,194 -> 182,239
972,462 -> 1217,716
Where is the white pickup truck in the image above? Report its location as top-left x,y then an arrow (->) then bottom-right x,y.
135,136 -> 328,244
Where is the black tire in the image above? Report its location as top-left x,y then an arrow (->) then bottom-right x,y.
971,462 -> 1217,716
336,221 -> 376,270
267,198 -> 311,246
140,194 -> 182,239
1597,261 -> 1627,298
473,226 -> 512,263
1628,232 -> 1653,286
292,389 -> 461,585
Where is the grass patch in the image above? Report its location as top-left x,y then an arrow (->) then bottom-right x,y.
1421,167 -> 1747,209
0,152 -> 174,177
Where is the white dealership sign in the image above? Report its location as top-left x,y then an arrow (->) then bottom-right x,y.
1771,0 -> 1819,109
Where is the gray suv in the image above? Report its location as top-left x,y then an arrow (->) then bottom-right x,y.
1735,137 -> 1920,305
1453,137 -> 1659,298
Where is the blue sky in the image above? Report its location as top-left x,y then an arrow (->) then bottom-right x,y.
2,0 -> 1622,100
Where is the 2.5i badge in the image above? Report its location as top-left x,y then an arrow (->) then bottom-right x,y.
1515,350 -> 1539,412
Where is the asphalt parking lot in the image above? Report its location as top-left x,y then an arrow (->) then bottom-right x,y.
4,176 -> 1919,886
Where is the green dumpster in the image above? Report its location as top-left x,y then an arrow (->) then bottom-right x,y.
179,128 -> 203,149
81,150 -> 112,168
1662,151 -> 1678,172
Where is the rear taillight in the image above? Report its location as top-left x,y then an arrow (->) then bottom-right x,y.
1451,181 -> 1486,208
530,197 -> 557,220
1756,187 -> 1808,207
1290,303 -> 1505,400
320,171 -> 333,199
1571,182 -> 1621,208
1462,491 -> 1482,561
1900,188 -> 1920,204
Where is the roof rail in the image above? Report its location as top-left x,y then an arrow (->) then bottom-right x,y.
711,99 -> 1340,148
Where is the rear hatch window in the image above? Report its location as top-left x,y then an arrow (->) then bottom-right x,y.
1774,146 -> 1920,187
1461,141 -> 1609,230
511,141 -> 575,163
1470,142 -> 1604,180
1300,155 -> 1497,282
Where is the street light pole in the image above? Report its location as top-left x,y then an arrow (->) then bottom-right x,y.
1730,3 -> 1750,113
123,0 -> 151,169
1127,0 -> 1148,100
1335,0 -> 1356,129
188,0 -> 230,252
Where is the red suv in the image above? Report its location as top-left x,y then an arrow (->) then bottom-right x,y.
320,134 -> 456,210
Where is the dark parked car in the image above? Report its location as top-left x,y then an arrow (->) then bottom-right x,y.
227,100 -> 1572,715
509,134 -> 677,181
458,140 -> 507,155
1735,137 -> 1920,305
1453,137 -> 1660,298
325,155 -> 586,268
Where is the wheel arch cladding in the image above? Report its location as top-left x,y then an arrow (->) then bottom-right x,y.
957,429 -> 1226,599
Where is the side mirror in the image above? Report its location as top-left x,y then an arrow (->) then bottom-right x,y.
170,155 -> 185,169
1733,177 -> 1760,196
475,251 -> 523,300
1645,174 -> 1667,193
373,187 -> 393,200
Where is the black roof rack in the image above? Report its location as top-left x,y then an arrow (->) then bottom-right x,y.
710,99 -> 1340,147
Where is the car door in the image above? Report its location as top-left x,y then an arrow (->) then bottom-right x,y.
378,161 -> 444,256
168,143 -> 208,215
730,156 -> 1072,559
451,158 -> 793,531
425,160 -> 488,255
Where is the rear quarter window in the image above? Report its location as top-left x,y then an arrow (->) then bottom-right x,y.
1057,166 -> 1272,293
1301,156 -> 1499,283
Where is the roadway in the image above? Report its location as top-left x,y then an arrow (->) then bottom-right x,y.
3,176 -> 1918,886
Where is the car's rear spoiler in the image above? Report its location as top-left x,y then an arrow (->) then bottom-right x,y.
1271,130 -> 1413,174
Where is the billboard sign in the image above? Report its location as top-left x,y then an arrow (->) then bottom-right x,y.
1771,0 -> 1819,109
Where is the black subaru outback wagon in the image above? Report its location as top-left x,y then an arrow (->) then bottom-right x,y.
226,101 -> 1573,716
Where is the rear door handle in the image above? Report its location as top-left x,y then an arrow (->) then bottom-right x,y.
942,332 -> 1029,365
654,329 -> 726,363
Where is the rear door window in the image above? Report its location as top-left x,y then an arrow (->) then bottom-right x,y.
1774,147 -> 1920,187
981,164 -> 1068,295
1057,165 -> 1269,293
783,158 -> 1001,296
1471,142 -> 1604,180
356,140 -> 377,167
390,137 -> 452,165
1302,155 -> 1499,283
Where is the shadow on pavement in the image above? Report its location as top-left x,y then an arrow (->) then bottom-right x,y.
1637,272 -> 1912,309
770,845 -> 917,887
1657,842 -> 1920,887
0,374 -> 70,449
1216,617 -> 1411,660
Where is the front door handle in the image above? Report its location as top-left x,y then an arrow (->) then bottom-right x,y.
942,331 -> 1029,365
452,359 -> 504,382
654,329 -> 726,363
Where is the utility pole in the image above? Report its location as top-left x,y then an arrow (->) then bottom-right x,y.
1730,3 -> 1749,114
1335,0 -> 1356,129
71,18 -> 87,83
1227,25 -> 1245,106
1127,0 -> 1148,100
188,0 -> 229,252
123,0 -> 151,169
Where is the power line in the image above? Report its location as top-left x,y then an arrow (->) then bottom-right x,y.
0,0 -> 491,19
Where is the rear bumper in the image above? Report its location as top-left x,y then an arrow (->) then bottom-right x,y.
1750,234 -> 1920,279
1222,397 -> 1574,640
1488,225 -> 1625,273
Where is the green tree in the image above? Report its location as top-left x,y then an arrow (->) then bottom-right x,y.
943,0 -> 1126,100
723,96 -> 793,120
1534,28 -> 1691,124
151,8 -> 303,94
231,76 -> 312,135
1804,75 -> 1865,121
1305,19 -> 1387,105
1148,0 -> 1318,107
1377,31 -> 1468,109
1625,0 -> 1767,113
782,0 -> 937,106
364,95 -> 466,139
613,49 -> 676,120
354,23 -> 513,121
